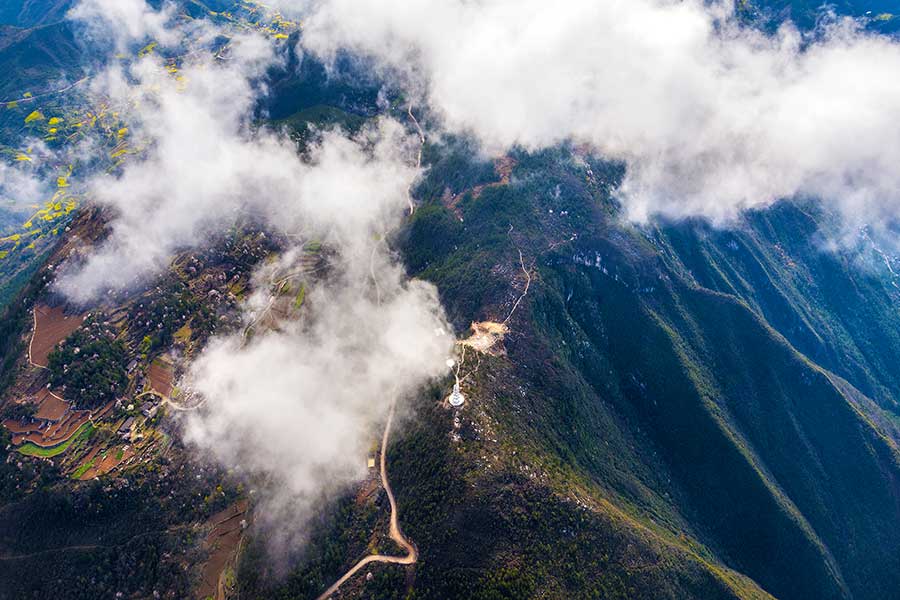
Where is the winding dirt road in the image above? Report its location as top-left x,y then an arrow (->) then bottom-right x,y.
314,400 -> 416,600
314,104 -> 428,599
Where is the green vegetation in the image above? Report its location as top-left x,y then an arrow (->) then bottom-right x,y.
238,493 -> 381,599
70,457 -> 96,479
656,202 -> 900,413
48,324 -> 128,409
0,0 -> 75,28
0,426 -> 58,504
739,0 -> 900,33
293,283 -> 306,309
134,282 -> 200,353
0,452 -> 237,600
1,400 -> 36,421
390,143 -> 900,600
4,5 -> 900,599
0,245 -> 49,312
224,567 -> 236,590
0,20 -> 83,100
18,423 -> 93,458
414,136 -> 497,200
275,104 -> 365,142
0,243 -> 52,402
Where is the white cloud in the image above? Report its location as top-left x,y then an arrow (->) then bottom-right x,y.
183,259 -> 451,551
0,160 -> 48,214
300,0 -> 900,226
56,30 -> 417,301
58,0 -> 454,547
69,0 -> 182,49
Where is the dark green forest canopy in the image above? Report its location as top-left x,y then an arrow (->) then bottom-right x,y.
48,321 -> 127,409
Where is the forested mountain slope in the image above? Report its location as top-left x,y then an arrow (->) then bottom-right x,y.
375,146 -> 900,600
1,2 -> 899,600
234,140 -> 900,600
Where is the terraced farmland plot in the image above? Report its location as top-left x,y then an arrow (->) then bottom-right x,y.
148,358 -> 175,398
197,500 -> 249,600
73,444 -> 135,480
29,304 -> 83,367
32,386 -> 68,420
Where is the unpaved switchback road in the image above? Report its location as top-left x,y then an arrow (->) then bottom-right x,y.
315,104 -> 427,600
315,399 -> 416,600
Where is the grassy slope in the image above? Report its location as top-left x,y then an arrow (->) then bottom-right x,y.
387,145 -> 900,600
236,147 -> 775,599
387,385 -> 773,600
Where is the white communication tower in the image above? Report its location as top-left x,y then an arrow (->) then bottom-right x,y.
449,382 -> 465,407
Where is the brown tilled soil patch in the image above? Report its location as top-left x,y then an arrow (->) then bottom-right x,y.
3,384 -> 114,448
197,500 -> 249,600
4,387 -> 71,442
14,410 -> 90,447
30,304 -> 84,368
77,445 -> 135,480
33,387 -> 69,421
149,359 -> 174,398
2,419 -> 43,435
